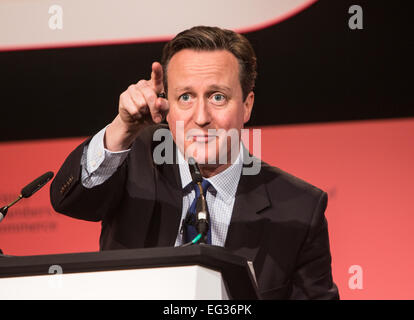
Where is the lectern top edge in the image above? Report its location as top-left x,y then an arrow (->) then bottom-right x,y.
0,245 -> 260,299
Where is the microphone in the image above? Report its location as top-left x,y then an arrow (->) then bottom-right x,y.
187,157 -> 210,244
21,171 -> 54,198
0,171 -> 54,223
188,157 -> 203,183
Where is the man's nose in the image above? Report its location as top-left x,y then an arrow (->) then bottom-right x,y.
193,98 -> 211,127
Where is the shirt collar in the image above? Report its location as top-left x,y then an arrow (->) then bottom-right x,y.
177,144 -> 244,203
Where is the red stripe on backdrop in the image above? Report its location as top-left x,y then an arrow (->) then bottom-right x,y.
0,117 -> 413,299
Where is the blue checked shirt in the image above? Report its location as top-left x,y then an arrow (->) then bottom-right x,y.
81,126 -> 243,247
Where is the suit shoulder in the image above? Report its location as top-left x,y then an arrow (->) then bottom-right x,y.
259,160 -> 326,199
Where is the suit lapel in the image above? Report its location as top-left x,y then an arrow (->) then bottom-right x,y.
144,134 -> 184,247
156,160 -> 183,246
153,139 -> 183,246
224,155 -> 270,262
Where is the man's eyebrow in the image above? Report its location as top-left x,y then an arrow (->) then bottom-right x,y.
207,85 -> 232,92
174,85 -> 232,92
174,86 -> 192,92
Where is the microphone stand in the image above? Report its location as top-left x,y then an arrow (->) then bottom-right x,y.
181,158 -> 211,247
194,182 -> 210,244
0,196 -> 24,257
0,195 -> 23,223
0,171 -> 54,257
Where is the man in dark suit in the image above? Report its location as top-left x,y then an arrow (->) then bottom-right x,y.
50,26 -> 339,299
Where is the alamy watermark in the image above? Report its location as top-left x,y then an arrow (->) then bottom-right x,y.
48,5 -> 63,30
48,264 -> 63,289
348,264 -> 363,290
348,5 -> 363,30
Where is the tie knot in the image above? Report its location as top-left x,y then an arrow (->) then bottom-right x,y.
194,179 -> 210,198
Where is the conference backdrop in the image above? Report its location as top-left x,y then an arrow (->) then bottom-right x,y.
0,0 -> 412,299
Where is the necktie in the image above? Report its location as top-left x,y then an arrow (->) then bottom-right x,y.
183,179 -> 211,244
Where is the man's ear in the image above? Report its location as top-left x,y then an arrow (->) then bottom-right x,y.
243,91 -> 254,124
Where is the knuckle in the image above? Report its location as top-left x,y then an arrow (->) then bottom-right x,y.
137,79 -> 147,87
136,95 -> 147,108
119,93 -> 127,107
128,85 -> 139,96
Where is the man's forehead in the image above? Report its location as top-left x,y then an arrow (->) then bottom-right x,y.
167,49 -> 240,88
168,49 -> 239,72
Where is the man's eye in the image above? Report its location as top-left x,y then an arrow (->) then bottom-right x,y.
211,93 -> 226,104
179,93 -> 191,102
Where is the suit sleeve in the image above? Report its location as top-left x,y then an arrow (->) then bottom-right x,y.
81,126 -> 129,189
290,191 -> 340,299
50,138 -> 127,222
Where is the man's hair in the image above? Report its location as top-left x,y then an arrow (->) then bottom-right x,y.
161,26 -> 257,101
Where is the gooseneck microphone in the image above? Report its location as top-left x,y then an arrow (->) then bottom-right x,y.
0,171 -> 54,223
187,157 -> 210,244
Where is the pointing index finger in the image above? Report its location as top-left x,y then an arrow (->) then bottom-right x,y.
151,62 -> 164,93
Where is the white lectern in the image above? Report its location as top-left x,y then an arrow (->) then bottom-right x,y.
0,245 -> 259,300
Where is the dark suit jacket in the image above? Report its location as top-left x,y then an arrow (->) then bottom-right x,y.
50,124 -> 339,300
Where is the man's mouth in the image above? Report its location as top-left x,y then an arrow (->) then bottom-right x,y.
187,134 -> 218,143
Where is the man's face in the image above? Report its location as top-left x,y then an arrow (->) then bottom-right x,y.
166,49 -> 254,166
